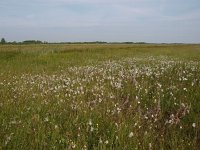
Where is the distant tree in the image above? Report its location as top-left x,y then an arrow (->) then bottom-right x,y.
124,42 -> 134,44
22,40 -> 43,44
1,38 -> 6,44
135,42 -> 146,44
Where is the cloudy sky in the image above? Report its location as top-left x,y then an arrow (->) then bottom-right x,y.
0,0 -> 200,43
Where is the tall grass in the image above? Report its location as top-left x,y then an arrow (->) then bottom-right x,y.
0,44 -> 200,149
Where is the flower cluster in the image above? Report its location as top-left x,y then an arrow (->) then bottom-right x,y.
0,56 -> 199,148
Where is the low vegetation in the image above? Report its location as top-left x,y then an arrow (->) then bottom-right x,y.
0,44 -> 200,149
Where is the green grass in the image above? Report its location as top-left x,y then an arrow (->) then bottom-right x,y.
1,44 -> 200,74
0,44 -> 200,149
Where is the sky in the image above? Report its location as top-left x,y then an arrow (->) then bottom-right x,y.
0,0 -> 200,43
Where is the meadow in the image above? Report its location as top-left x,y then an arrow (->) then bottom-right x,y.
0,44 -> 200,149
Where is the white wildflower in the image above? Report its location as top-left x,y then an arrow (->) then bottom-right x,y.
88,119 -> 92,126
192,123 -> 196,128
128,132 -> 134,138
105,140 -> 109,144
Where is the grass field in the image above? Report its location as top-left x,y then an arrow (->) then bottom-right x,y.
0,44 -> 200,149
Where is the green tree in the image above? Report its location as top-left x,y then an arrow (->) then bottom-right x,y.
1,38 -> 6,44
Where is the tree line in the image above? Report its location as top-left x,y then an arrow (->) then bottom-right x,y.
0,38 -> 47,44
1,38 -> 148,45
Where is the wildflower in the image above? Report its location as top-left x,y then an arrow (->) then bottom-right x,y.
149,143 -> 152,149
105,140 -> 109,144
72,142 -> 76,149
99,138 -> 103,144
88,119 -> 92,126
183,88 -> 187,91
158,83 -> 162,88
55,125 -> 58,129
44,117 -> 49,122
128,132 -> 134,138
90,127 -> 94,132
117,107 -> 121,113
192,123 -> 196,128
116,136 -> 119,140
144,131 -> 148,135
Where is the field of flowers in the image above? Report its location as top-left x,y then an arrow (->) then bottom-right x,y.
0,44 -> 200,149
